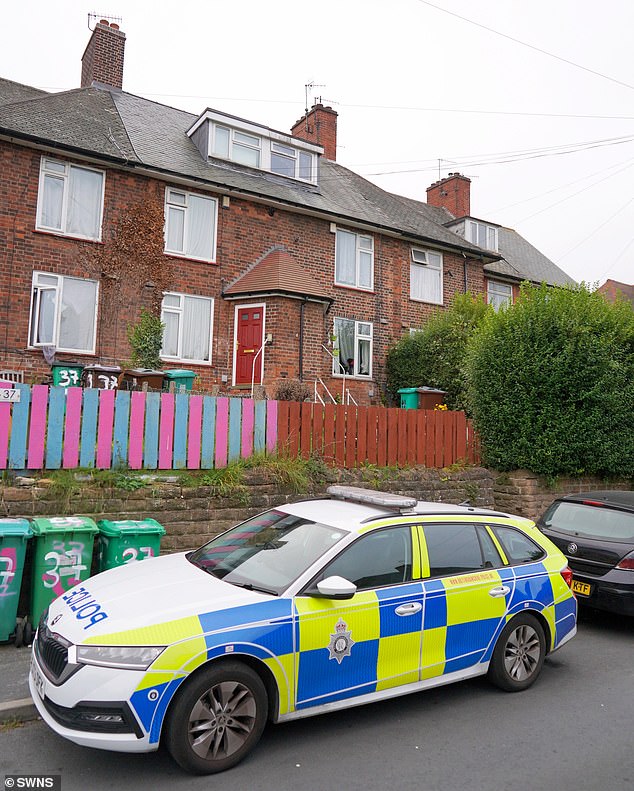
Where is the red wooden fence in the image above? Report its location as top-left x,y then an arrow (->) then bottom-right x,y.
276,403 -> 480,468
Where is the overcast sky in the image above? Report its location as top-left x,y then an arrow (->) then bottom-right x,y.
3,1 -> 633,287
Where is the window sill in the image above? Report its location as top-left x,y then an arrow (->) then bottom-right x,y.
163,251 -> 218,265
34,228 -> 103,244
409,297 -> 444,306
332,374 -> 373,381
161,358 -> 211,367
333,283 -> 375,294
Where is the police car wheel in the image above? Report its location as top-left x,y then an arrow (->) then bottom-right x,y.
165,661 -> 268,774
488,614 -> 546,692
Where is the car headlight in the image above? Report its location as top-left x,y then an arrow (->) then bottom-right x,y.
76,645 -> 165,670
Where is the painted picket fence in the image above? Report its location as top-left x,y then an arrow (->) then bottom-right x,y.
0,384 -> 277,471
0,383 -> 479,471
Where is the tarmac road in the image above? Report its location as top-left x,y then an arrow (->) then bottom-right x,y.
1,607 -> 633,791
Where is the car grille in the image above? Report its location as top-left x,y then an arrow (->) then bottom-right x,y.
36,623 -> 69,681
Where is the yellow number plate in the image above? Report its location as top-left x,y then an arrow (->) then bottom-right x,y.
572,580 -> 591,596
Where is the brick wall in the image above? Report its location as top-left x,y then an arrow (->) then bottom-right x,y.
1,466 -> 495,553
0,137 -> 484,405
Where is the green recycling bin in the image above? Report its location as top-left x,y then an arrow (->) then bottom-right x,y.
398,387 -> 419,409
29,516 -> 98,628
51,363 -> 84,388
0,519 -> 32,642
163,369 -> 196,392
97,518 -> 165,572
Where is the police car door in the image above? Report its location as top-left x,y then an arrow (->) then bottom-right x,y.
294,525 -> 423,711
419,521 -> 510,680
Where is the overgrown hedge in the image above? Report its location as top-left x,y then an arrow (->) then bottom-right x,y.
465,283 -> 634,478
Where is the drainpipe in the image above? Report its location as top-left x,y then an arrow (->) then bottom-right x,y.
299,299 -> 306,381
463,254 -> 468,293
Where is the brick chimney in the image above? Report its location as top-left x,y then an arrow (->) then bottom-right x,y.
81,19 -> 126,89
291,104 -> 338,161
426,173 -> 471,218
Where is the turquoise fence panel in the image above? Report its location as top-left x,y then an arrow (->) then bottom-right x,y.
45,386 -> 66,469
79,388 -> 99,468
173,393 -> 189,469
144,392 -> 160,469
113,390 -> 131,468
228,397 -> 242,463
8,384 -> 30,469
200,396 -> 216,469
254,400 -> 267,453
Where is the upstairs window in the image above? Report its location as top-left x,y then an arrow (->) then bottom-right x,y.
335,229 -> 374,290
332,318 -> 372,378
468,221 -> 498,251
28,272 -> 98,354
213,126 -> 261,168
36,157 -> 104,241
161,292 -> 214,364
487,280 -> 512,311
164,189 -> 217,263
410,248 -> 443,305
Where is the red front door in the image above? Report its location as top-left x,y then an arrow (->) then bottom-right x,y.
235,306 -> 264,385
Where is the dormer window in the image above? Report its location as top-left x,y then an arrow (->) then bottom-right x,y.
467,221 -> 498,251
189,109 -> 320,184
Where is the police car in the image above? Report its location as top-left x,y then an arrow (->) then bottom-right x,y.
30,487 -> 577,774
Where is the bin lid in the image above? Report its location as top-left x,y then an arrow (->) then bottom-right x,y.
0,518 -> 32,537
97,518 -> 165,537
397,387 -> 419,394
30,516 -> 98,536
123,369 -> 164,376
83,364 -> 122,373
416,387 -> 447,394
163,369 -> 195,378
51,362 -> 84,370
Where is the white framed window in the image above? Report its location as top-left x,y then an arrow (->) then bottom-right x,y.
28,272 -> 98,353
410,248 -> 443,305
335,229 -> 374,290
332,318 -> 373,378
487,280 -> 513,311
164,188 -> 217,263
213,126 -> 261,168
468,221 -> 498,251
161,292 -> 214,364
36,157 -> 104,241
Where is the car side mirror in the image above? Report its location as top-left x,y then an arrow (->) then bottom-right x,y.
314,575 -> 357,600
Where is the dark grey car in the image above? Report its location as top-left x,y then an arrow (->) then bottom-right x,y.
537,490 -> 634,616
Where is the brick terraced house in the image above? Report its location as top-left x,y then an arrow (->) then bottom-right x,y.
0,20 -> 575,404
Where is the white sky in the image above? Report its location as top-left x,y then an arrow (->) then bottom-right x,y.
3,0 -> 633,286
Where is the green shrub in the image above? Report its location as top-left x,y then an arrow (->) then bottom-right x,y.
465,283 -> 634,477
128,309 -> 164,369
386,293 -> 491,410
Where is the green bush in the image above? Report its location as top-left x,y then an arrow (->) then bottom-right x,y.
465,283 -> 634,477
386,293 -> 491,410
128,309 -> 164,369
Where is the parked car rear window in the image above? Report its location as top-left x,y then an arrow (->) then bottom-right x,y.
542,501 -> 634,542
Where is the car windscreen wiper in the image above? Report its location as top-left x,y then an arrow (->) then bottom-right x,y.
229,581 -> 278,596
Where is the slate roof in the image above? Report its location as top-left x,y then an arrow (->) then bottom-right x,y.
486,227 -> 576,287
224,246 -> 332,302
0,80 -> 494,260
0,77 -> 47,107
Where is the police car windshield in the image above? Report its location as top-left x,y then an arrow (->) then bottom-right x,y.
188,509 -> 345,595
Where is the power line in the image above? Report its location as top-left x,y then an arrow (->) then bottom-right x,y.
557,197 -> 634,260
415,0 -> 634,92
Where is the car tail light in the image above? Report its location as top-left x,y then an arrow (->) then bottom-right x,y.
616,552 -> 634,571
560,566 -> 574,587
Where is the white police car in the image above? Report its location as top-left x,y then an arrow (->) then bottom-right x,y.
30,487 -> 577,774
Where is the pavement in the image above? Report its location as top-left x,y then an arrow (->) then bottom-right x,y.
0,642 -> 37,723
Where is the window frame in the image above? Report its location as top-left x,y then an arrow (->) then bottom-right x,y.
467,221 -> 498,252
421,522 -> 503,579
334,228 -> 374,291
487,280 -> 513,311
164,188 -> 218,264
410,247 -> 443,305
27,271 -> 99,354
332,317 -> 373,379
160,290 -> 214,365
35,157 -> 105,242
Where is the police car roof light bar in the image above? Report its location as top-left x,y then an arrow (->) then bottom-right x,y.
327,485 -> 417,510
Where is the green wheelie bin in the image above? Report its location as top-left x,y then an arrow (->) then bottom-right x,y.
96,518 -> 165,572
29,516 -> 98,631
0,518 -> 32,644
